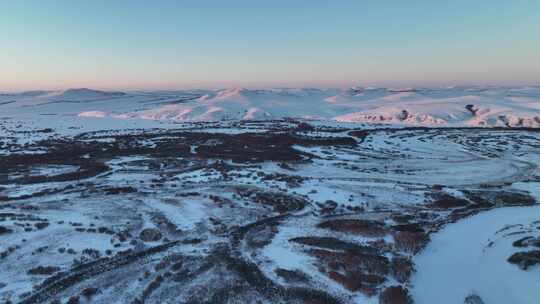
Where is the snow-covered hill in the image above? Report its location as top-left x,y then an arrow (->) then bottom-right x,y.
2,86 -> 540,127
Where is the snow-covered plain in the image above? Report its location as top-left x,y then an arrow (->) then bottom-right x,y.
1,87 -> 539,304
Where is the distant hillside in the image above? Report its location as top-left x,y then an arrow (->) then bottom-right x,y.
3,86 -> 540,128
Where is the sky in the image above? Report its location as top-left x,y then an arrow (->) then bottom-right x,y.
1,0 -> 539,90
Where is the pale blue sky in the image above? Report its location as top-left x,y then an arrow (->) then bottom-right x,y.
1,0 -> 539,90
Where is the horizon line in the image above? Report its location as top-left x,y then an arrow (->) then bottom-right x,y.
3,83 -> 540,93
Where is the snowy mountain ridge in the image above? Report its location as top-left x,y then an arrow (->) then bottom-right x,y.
2,86 -> 540,127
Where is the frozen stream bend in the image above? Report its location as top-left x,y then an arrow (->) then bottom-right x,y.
411,182 -> 540,304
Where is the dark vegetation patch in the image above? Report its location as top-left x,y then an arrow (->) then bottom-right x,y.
318,219 -> 386,237
429,193 -> 469,209
274,268 -> 310,283
464,190 -> 536,207
392,231 -> 430,254
142,274 -> 163,301
245,225 -> 277,248
104,186 -> 137,195
513,236 -> 540,248
305,247 -> 390,296
379,286 -> 413,304
0,225 -> 13,235
195,132 -> 355,162
464,294 -> 485,304
390,256 -> 414,283
34,222 -> 49,230
392,223 -> 424,234
507,250 -> 540,270
327,271 -> 385,294
27,266 -> 61,275
81,287 -> 100,299
1,130 -> 357,187
236,188 -> 308,213
348,130 -> 369,142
